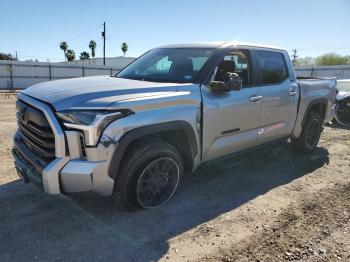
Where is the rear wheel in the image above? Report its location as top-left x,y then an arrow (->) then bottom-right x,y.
112,140 -> 183,211
291,111 -> 323,153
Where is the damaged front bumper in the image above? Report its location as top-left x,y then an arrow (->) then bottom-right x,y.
12,148 -> 43,190
13,93 -> 117,196
13,131 -> 116,196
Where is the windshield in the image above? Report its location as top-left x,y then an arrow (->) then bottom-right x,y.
337,81 -> 350,92
116,48 -> 214,83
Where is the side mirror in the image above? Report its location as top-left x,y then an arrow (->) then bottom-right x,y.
208,72 -> 242,92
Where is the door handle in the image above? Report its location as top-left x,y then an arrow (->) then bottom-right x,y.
289,87 -> 297,96
249,95 -> 263,102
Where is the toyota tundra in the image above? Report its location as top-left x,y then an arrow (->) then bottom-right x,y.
13,42 -> 337,210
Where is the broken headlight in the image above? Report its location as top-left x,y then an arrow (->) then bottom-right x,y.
56,110 -> 132,146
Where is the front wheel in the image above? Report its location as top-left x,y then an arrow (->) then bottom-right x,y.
112,140 -> 183,211
291,111 -> 323,153
136,157 -> 180,209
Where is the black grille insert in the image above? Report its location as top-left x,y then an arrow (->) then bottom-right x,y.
16,99 -> 55,161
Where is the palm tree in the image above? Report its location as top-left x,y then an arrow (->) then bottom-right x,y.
79,51 -> 90,60
89,40 -> 97,59
0,53 -> 16,60
59,41 -> 68,61
66,49 -> 75,61
121,42 -> 128,56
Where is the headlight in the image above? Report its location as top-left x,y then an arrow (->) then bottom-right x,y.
56,110 -> 132,146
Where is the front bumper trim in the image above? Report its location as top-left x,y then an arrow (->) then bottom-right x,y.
42,157 -> 69,194
60,160 -> 96,193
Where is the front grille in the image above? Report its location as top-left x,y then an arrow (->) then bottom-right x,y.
16,99 -> 55,162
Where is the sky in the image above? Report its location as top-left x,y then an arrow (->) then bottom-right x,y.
1,0 -> 350,62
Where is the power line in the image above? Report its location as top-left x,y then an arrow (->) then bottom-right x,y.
94,39 -> 104,52
65,24 -> 102,42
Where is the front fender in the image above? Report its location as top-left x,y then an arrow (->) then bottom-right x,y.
107,121 -> 198,179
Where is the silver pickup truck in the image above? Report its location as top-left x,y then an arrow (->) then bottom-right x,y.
13,42 -> 337,210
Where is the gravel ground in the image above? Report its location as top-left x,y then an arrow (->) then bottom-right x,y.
0,95 -> 349,262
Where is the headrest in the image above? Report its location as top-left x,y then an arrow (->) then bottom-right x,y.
172,57 -> 193,75
177,57 -> 193,69
218,60 -> 236,72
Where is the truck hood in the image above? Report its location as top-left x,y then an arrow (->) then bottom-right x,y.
22,76 -> 185,111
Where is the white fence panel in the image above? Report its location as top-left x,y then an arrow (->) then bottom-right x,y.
52,66 -> 82,79
0,60 -> 123,90
15,78 -> 50,88
4,61 -> 349,90
84,68 -> 113,76
295,65 -> 350,79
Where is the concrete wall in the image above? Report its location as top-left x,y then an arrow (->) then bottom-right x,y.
295,65 -> 350,79
0,60 -> 124,90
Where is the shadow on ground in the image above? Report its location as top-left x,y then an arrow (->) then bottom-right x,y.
0,143 -> 329,262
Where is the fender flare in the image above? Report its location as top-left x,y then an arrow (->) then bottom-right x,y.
301,98 -> 328,127
107,121 -> 198,179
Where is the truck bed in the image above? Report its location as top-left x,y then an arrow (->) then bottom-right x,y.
292,77 -> 337,138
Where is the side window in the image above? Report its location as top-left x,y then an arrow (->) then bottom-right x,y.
212,50 -> 251,87
256,50 -> 288,85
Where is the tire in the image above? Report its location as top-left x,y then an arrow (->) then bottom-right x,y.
112,140 -> 183,211
291,111 -> 323,153
334,104 -> 350,128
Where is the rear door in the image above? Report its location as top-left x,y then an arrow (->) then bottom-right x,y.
254,50 -> 299,144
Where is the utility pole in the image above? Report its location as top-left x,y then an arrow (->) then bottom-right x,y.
291,49 -> 298,65
102,22 -> 106,66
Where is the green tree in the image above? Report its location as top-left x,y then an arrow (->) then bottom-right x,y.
294,56 -> 315,66
121,42 -> 128,56
315,53 -> 350,65
0,52 -> 17,60
89,40 -> 97,58
79,51 -> 90,60
59,41 -> 68,61
66,49 -> 75,61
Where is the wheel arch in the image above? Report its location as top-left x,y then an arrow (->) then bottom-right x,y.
108,121 -> 198,179
301,98 -> 328,127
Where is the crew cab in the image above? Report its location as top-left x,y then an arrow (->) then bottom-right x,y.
13,42 -> 337,210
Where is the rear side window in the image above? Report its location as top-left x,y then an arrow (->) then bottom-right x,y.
257,50 -> 288,85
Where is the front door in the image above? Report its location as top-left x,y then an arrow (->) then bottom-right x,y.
201,49 -> 262,162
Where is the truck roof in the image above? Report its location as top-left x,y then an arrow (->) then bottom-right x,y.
158,41 -> 286,51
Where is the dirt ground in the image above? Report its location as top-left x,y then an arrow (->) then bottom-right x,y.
0,94 -> 349,262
